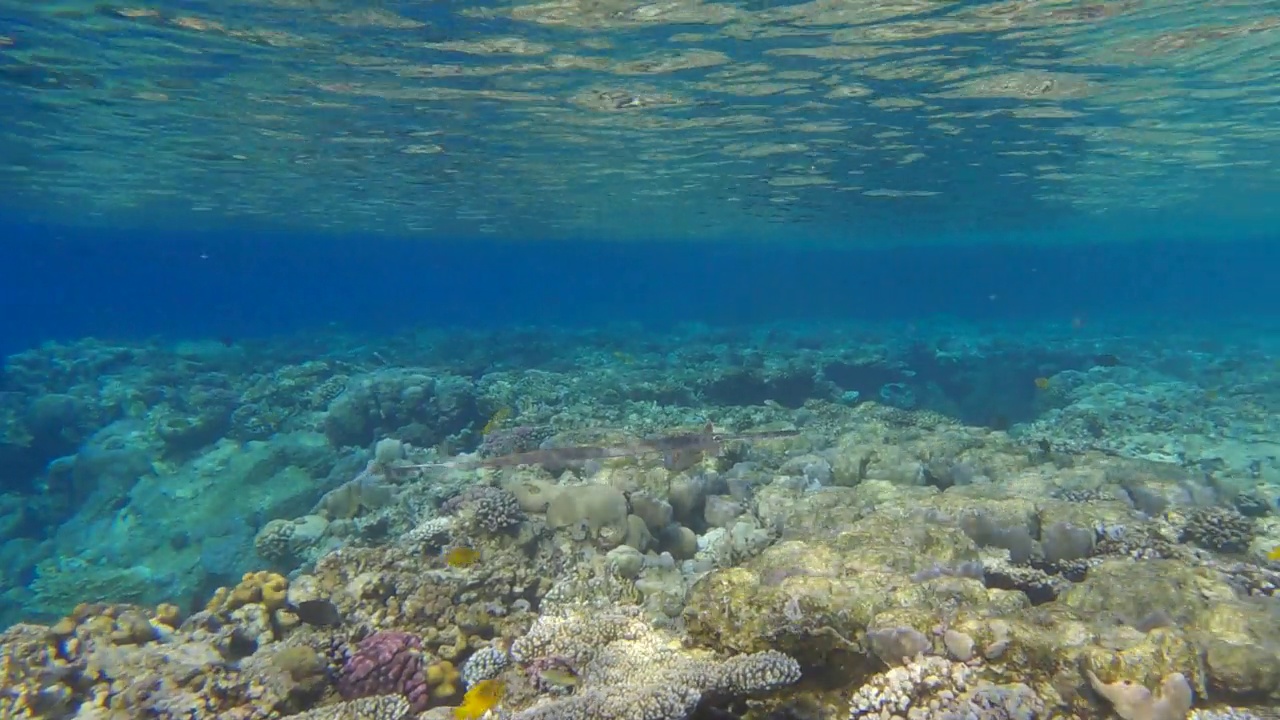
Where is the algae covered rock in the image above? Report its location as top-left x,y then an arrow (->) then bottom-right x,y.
323,369 -> 479,448
504,478 -> 562,514
752,483 -> 874,538
546,483 -> 630,549
255,514 -> 331,567
1042,558 -> 1280,704
685,511 -> 1026,665
1190,594 -> 1280,701
1060,559 -> 1234,629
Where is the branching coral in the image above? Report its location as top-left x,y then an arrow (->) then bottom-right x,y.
283,695 -> 412,720
462,644 -> 512,688
1181,507 -> 1254,554
444,485 -> 527,533
508,606 -> 801,720
848,654 -> 1046,720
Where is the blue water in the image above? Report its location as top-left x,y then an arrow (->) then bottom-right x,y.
7,0 -> 1280,715
4,217 -> 1278,354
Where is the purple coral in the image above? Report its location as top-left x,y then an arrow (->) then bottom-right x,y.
479,424 -> 548,458
441,485 -> 526,533
337,630 -> 432,712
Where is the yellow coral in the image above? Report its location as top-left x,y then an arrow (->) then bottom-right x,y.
427,660 -> 461,698
206,586 -> 230,613
437,628 -> 471,661
206,571 -> 290,613
154,603 -> 182,628
107,609 -> 156,645
49,604 -> 164,647
260,573 -> 289,610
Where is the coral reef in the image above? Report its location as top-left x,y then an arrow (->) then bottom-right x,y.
6,324 -> 1280,720
0,599 -> 325,719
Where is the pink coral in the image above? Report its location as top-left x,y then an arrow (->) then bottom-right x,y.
337,630 -> 431,712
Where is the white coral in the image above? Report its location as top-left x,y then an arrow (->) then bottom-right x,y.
508,606 -> 800,720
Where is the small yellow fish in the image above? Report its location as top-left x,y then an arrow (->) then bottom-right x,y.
536,666 -> 580,689
482,407 -> 512,436
1267,545 -> 1280,562
1033,377 -> 1051,390
444,546 -> 481,568
455,679 -> 505,720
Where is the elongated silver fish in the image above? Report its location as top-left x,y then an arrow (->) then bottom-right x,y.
409,422 -> 798,472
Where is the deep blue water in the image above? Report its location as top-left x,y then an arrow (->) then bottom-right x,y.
2,218 -> 1278,352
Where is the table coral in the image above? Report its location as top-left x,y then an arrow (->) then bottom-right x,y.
28,555 -> 156,619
